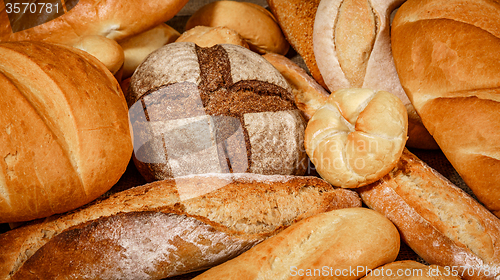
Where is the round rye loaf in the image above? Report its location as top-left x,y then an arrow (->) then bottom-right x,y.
128,42 -> 307,181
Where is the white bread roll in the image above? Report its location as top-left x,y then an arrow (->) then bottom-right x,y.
0,174 -> 361,279
193,207 -> 400,280
185,1 -> 289,55
358,149 -> 500,280
313,0 -> 438,150
176,26 -> 249,49
72,35 -> 125,75
0,0 -> 188,73
391,0 -> 500,217
305,88 -> 408,188
0,41 -> 132,223
119,23 -> 180,78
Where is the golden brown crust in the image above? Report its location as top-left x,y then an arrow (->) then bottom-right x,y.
267,0 -> 327,89
391,0 -> 500,214
361,261 -> 462,280
358,149 -> 500,280
176,26 -> 249,50
185,1 -> 289,55
0,41 -> 132,223
0,174 -> 361,279
193,208 -> 400,280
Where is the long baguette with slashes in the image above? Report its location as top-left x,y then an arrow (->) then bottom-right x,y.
0,173 -> 361,280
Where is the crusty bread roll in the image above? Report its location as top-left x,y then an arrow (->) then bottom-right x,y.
360,261 -> 462,280
391,0 -> 500,217
119,23 -> 180,78
185,1 -> 289,55
0,41 -> 133,223
72,35 -> 125,75
305,88 -> 408,188
0,173 -> 361,279
313,0 -> 438,150
193,207 -> 400,280
358,149 -> 500,280
263,53 -> 330,121
129,42 -> 307,181
266,0 -> 328,89
0,0 -> 188,73
176,26 -> 249,49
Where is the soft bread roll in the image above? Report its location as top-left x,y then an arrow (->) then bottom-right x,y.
360,261 -> 462,280
305,88 -> 408,188
313,0 -> 438,150
0,174 -> 362,279
0,41 -> 132,223
193,207 -> 400,280
391,0 -> 500,216
185,1 -> 289,55
129,42 -> 307,181
176,26 -> 249,49
72,35 -> 125,75
0,0 -> 189,73
119,23 -> 180,78
266,0 -> 328,89
358,149 -> 500,280
263,53 -> 330,121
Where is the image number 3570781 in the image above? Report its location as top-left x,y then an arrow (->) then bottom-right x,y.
3,0 -> 79,33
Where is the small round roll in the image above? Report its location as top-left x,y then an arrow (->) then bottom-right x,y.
305,88 -> 408,188
72,35 -> 124,75
176,26 -> 249,49
185,1 -> 289,55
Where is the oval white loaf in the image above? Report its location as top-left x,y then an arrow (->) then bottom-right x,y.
0,174 -> 362,279
0,41 -> 132,223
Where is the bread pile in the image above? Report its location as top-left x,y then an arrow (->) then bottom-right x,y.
1,0 -> 500,279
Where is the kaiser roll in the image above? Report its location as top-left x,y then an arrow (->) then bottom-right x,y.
391,0 -> 500,216
305,88 -> 408,188
0,41 -> 133,223
128,42 -> 307,182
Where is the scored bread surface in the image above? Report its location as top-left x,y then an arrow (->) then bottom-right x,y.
0,173 -> 361,279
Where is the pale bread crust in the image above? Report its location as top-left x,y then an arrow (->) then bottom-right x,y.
0,41 -> 132,223
185,1 -> 289,55
313,0 -> 438,150
391,0 -> 500,215
72,35 -> 125,75
358,149 -> 500,280
263,53 -> 330,121
360,260 -> 462,280
176,26 -> 249,50
0,174 -> 361,279
120,23 -> 180,78
305,88 -> 408,188
193,208 -> 400,280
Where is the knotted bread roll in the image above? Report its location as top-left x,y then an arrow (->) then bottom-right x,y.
305,88 -> 407,188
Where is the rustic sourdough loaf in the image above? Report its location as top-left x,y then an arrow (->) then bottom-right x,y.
358,149 -> 500,280
0,41 -> 132,223
129,42 -> 307,181
391,0 -> 500,216
313,0 -> 438,149
0,173 -> 361,279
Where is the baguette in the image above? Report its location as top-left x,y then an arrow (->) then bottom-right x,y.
0,173 -> 361,279
193,207 -> 400,280
358,149 -> 500,280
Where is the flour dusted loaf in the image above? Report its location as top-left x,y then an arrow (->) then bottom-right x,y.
0,173 -> 362,279
391,0 -> 500,216
0,41 -> 132,223
128,42 -> 307,181
193,207 -> 400,280
313,0 -> 437,149
358,149 -> 500,280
